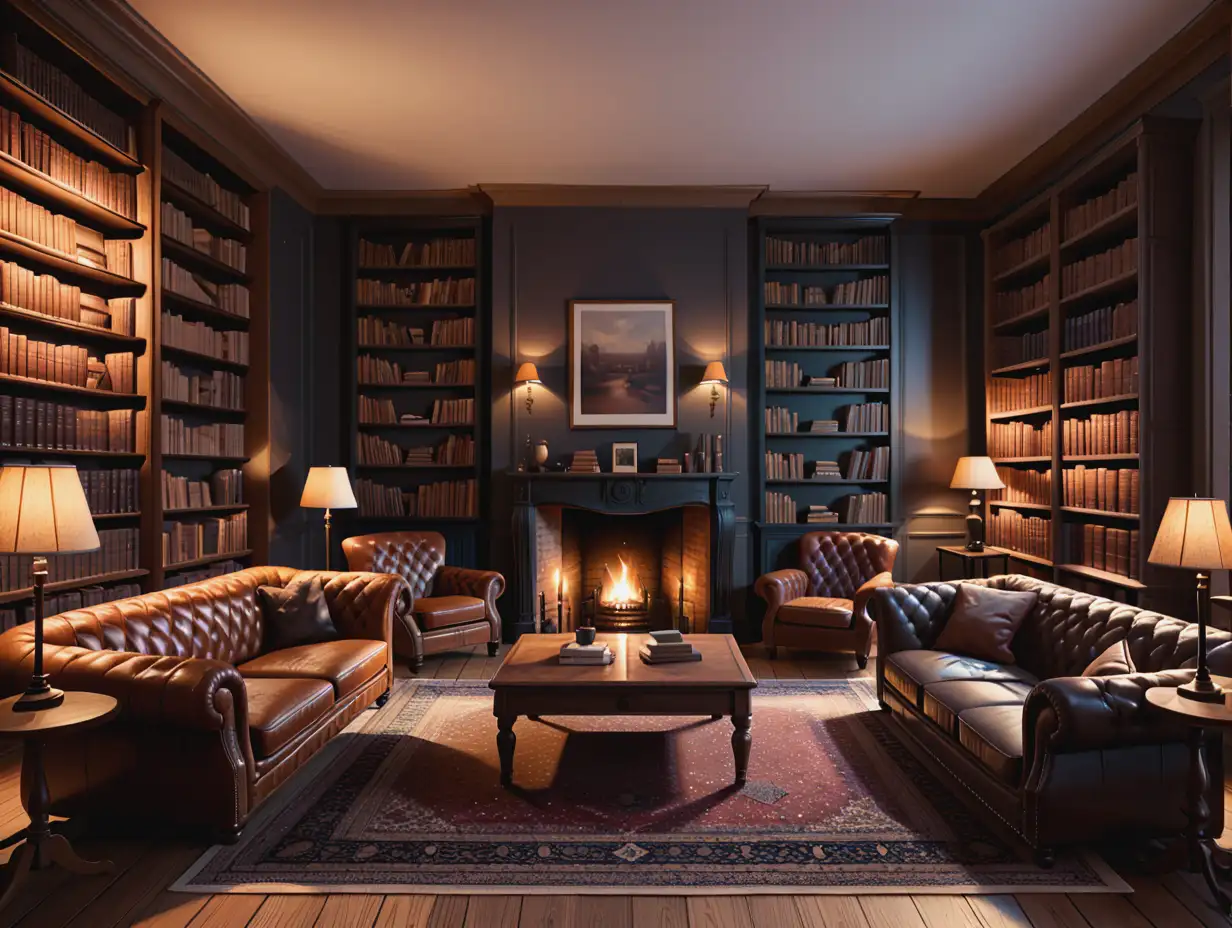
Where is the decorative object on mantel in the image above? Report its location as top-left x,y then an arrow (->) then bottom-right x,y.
656,457 -> 683,474
568,450 -> 600,473
1148,497 -> 1232,703
640,628 -> 701,664
612,442 -> 638,474
534,440 -> 549,472
950,456 -> 1005,551
695,433 -> 724,474
300,467 -> 358,567
514,362 -> 541,416
569,300 -> 676,429
700,361 -> 729,419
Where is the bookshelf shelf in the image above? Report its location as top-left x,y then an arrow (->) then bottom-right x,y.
764,263 -> 889,273
356,303 -> 475,313
1058,269 -> 1138,309
992,456 -> 1051,464
159,344 -> 247,373
992,251 -> 1049,285
1056,563 -> 1146,591
991,357 -> 1049,375
1060,203 -> 1138,253
160,178 -> 252,243
1059,393 -> 1138,411
357,343 -> 474,353
0,448 -> 144,462
164,550 -> 252,573
161,291 -> 250,330
765,303 -> 889,312
0,301 -> 145,350
1000,550 -> 1054,568
991,305 -> 1051,334
356,463 -> 475,472
0,568 -> 149,606
357,382 -> 474,391
766,479 -> 888,486
0,150 -> 144,237
0,371 -> 144,407
161,452 -> 250,463
357,264 -> 475,273
766,345 -> 889,352
766,387 -> 890,395
766,431 -> 889,438
1060,506 -> 1140,520
1063,453 -> 1140,462
755,521 -> 895,532
1059,334 -> 1137,360
159,399 -> 245,417
163,504 -> 249,516
991,501 -> 1051,512
160,235 -> 249,285
0,228 -> 145,297
91,511 -> 139,522
988,404 -> 1052,421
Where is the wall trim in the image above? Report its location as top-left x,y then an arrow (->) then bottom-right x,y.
908,530 -> 967,539
478,184 -> 768,209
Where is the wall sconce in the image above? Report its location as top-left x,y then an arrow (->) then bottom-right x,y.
700,361 -> 728,418
514,362 -> 542,415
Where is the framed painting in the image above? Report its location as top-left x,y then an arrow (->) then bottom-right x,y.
568,300 -> 676,428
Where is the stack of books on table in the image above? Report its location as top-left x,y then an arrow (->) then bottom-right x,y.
559,641 -> 614,665
656,457 -> 682,474
569,450 -> 600,473
639,630 -> 701,664
811,461 -> 842,480
807,505 -> 840,524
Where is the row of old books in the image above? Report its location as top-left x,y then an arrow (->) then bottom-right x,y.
162,512 -> 248,566
1061,238 -> 1137,297
14,42 -> 131,151
1063,173 -> 1137,241
0,261 -> 82,322
843,492 -> 887,523
430,398 -> 474,425
0,527 -> 139,592
162,259 -> 250,317
161,312 -> 249,365
0,328 -> 134,392
847,447 -> 890,480
765,235 -> 885,266
994,222 -> 1050,275
766,360 -> 803,388
431,359 -> 475,384
0,399 -> 132,451
844,402 -> 889,432
835,359 -> 889,388
764,316 -> 890,347
0,186 -> 76,255
990,371 -> 1051,413
358,433 -> 403,465
356,277 -> 475,307
358,354 -> 405,385
993,329 -> 1048,368
766,451 -> 804,480
765,490 -> 797,524
764,277 -> 888,306
693,433 -> 725,474
569,450 -> 600,473
1062,357 -> 1138,403
989,509 -> 1051,561
1063,411 -> 1138,456
160,362 -> 244,410
164,560 -> 246,589
161,204 -> 248,273
0,106 -> 136,219
79,468 -> 139,515
1063,466 -> 1139,514
159,417 -> 244,457
0,581 -> 141,630
1063,301 -> 1137,352
161,147 -> 251,230
358,237 -> 475,268
995,273 -> 1050,323
357,316 -> 475,348
354,477 -> 476,518
1068,524 -> 1139,579
161,469 -> 243,509
989,419 -> 1053,458
992,466 -> 1051,505
358,395 -> 397,424
765,406 -> 799,434
358,433 -> 474,467
767,408 -> 886,435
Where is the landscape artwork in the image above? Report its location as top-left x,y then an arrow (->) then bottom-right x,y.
569,300 -> 676,428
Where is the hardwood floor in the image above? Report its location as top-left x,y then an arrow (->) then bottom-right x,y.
0,644 -> 1224,928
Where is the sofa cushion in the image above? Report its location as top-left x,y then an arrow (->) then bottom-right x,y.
257,575 -> 337,652
244,677 -> 335,759
884,650 -> 1038,707
1082,638 -> 1135,677
958,705 -> 1024,785
413,595 -> 486,631
922,679 -> 1033,736
239,639 -> 387,699
934,584 -> 1038,664
777,597 -> 854,629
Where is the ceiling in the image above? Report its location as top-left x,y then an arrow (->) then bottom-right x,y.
126,0 -> 1211,197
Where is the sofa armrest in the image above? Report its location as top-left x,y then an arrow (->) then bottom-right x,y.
435,566 -> 504,637
310,571 -> 408,649
869,581 -> 960,655
754,569 -> 809,608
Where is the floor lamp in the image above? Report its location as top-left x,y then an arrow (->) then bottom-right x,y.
300,467 -> 357,570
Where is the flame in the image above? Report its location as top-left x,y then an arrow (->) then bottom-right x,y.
604,555 -> 640,605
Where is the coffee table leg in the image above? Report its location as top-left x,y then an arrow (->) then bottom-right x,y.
497,715 -> 516,788
731,714 -> 751,786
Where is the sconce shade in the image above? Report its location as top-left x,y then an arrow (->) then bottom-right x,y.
950,456 -> 1005,490
514,362 -> 542,385
0,464 -> 100,555
300,467 -> 357,510
1148,497 -> 1232,570
700,361 -> 728,385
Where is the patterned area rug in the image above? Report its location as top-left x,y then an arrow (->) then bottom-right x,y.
173,679 -> 1128,894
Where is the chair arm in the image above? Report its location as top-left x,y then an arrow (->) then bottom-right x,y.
435,567 -> 505,636
754,569 -> 809,608
853,571 -> 895,624
310,571 -> 409,650
869,582 -> 961,655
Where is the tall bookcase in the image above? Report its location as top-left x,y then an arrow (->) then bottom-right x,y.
344,217 -> 487,567
752,216 -> 900,573
982,117 -> 1195,610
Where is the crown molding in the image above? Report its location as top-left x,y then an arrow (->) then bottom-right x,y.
316,188 -> 489,217
477,184 -> 768,208
751,191 -> 979,223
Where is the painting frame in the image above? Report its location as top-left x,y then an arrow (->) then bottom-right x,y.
568,300 -> 677,429
612,442 -> 638,473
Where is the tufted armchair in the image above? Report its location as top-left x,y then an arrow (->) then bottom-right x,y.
754,531 -> 898,667
0,566 -> 408,840
342,531 -> 503,671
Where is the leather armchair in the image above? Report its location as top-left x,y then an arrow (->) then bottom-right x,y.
754,531 -> 898,667
342,531 -> 504,671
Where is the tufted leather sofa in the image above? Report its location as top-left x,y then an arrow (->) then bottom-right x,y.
754,531 -> 898,667
342,531 -> 503,671
871,574 -> 1231,860
0,566 -> 408,839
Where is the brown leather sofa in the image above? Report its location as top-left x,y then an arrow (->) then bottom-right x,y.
754,531 -> 898,667
342,531 -> 503,671
871,574 -> 1230,862
0,566 -> 408,840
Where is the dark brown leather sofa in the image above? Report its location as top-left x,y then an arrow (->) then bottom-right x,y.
871,574 -> 1230,862
0,566 -> 408,840
343,531 -> 503,671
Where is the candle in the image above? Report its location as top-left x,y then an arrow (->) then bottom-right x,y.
538,590 -> 546,634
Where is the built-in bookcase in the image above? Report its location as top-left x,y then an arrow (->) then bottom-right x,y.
983,117 -> 1195,609
752,216 -> 900,572
344,217 -> 487,567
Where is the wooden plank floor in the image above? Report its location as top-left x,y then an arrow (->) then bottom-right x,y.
0,643 -> 1224,928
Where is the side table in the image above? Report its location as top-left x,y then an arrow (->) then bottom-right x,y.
936,545 -> 1010,581
1145,682 -> 1232,916
0,691 -> 119,912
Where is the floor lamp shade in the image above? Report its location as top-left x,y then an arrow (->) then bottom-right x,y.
0,464 -> 100,555
300,467 -> 357,511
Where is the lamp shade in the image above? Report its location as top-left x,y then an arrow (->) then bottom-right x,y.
950,456 -> 1005,490
300,467 -> 357,510
700,361 -> 728,385
514,362 -> 542,385
0,464 -> 100,555
1148,497 -> 1232,570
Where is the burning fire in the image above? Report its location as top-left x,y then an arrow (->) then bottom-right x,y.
603,555 -> 641,605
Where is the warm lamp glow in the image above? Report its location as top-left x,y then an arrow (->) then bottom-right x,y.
1149,498 -> 1232,570
950,456 -> 1005,490
0,464 -> 100,555
514,362 -> 542,385
300,467 -> 357,510
700,361 -> 728,385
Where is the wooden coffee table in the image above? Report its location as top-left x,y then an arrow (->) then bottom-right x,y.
488,633 -> 757,788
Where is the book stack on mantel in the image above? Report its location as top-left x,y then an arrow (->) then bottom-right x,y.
560,640 -> 613,666
569,450 -> 599,473
656,458 -> 682,474
807,504 -> 840,524
639,630 -> 701,664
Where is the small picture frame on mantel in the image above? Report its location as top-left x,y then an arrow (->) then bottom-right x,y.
612,442 -> 638,473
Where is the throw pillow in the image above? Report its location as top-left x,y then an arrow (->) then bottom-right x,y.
257,575 -> 337,651
933,584 -> 1038,664
1081,639 -> 1136,677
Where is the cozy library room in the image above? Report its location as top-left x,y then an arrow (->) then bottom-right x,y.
3,1 -> 1232,926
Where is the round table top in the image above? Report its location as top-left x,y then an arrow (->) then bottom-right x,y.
0,691 -> 119,737
1146,678 -> 1232,728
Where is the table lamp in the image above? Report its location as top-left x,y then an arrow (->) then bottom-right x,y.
950,456 -> 1005,551
0,464 -> 100,712
300,467 -> 357,568
514,362 -> 542,416
700,362 -> 729,418
1148,497 -> 1232,703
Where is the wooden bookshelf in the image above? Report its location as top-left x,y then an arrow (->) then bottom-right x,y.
752,216 -> 899,574
982,117 -> 1196,608
344,217 -> 487,567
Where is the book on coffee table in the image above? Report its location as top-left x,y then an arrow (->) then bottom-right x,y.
559,642 -> 614,665
639,644 -> 702,664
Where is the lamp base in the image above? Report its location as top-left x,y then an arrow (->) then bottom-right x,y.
965,539 -> 985,553
12,680 -> 64,712
1178,677 -> 1225,704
